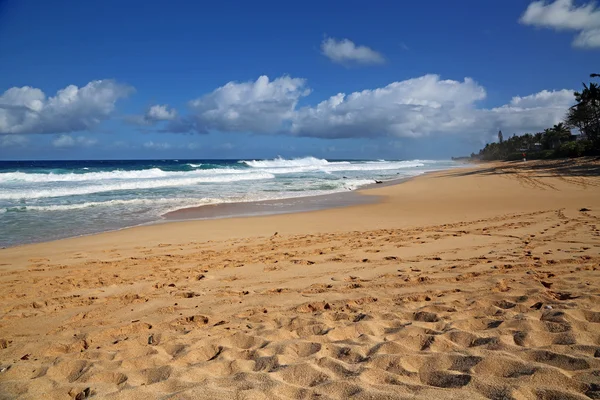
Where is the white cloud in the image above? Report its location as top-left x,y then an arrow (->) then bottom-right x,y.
291,74 -> 488,138
156,74 -> 575,140
128,104 -> 178,126
573,28 -> 600,47
520,0 -> 600,48
52,134 -> 98,148
321,37 -> 385,65
143,141 -> 172,150
146,104 -> 177,121
0,80 -> 133,134
187,75 -> 309,133
291,76 -> 574,139
480,90 -> 574,135
0,134 -> 29,148
507,89 -> 574,108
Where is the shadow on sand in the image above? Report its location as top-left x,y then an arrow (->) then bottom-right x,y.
441,157 -> 600,179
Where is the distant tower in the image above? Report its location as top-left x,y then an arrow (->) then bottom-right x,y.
498,130 -> 504,143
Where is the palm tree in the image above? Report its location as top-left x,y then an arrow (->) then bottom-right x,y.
567,82 -> 600,147
552,123 -> 571,141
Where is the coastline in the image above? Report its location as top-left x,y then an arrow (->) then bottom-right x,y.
161,174 -> 422,222
0,170 -> 439,250
1,158 -> 599,399
1,158 -> 454,249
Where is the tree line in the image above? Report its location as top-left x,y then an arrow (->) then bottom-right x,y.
474,74 -> 600,161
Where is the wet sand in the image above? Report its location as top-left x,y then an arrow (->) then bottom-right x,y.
163,190 -> 380,221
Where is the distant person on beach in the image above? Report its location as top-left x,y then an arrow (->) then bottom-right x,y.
522,153 -> 527,162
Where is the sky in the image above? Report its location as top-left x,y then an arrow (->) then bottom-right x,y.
0,0 -> 599,160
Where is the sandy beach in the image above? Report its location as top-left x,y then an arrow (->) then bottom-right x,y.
1,158 -> 599,400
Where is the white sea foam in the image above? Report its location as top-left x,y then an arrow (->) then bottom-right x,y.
1,158 -> 436,184
242,156 -> 425,174
241,156 -> 350,168
3,198 -> 214,212
0,167 -> 251,183
0,172 -> 276,200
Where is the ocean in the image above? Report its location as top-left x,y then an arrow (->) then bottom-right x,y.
0,157 -> 459,247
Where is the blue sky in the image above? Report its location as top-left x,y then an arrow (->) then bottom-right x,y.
0,0 -> 599,160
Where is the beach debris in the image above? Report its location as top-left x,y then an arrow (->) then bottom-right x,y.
579,208 -> 591,212
272,232 -> 278,237
148,334 -> 154,345
374,180 -> 383,184
0,365 -> 10,373
20,354 -> 29,361
545,305 -> 553,310
196,274 -> 205,280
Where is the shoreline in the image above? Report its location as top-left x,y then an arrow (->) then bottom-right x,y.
161,174 -> 420,222
0,172 -> 436,250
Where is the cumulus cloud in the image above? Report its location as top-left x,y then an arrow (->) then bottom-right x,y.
520,0 -> 600,48
506,89 -> 574,108
52,134 -> 98,148
146,104 -> 177,121
573,28 -> 600,47
187,75 -> 310,134
127,104 -> 178,126
0,80 -> 133,134
321,37 -> 385,65
0,134 -> 29,148
291,77 -> 573,139
152,74 -> 575,140
479,90 -> 574,135
291,75 -> 487,138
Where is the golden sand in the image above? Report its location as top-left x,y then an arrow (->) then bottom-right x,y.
0,159 -> 599,399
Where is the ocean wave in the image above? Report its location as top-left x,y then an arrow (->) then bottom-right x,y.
0,167 -> 251,183
187,163 -> 202,168
264,161 -> 425,174
2,198 -> 215,212
0,172 -> 276,200
241,156 -> 350,168
241,156 -> 426,174
342,179 -> 379,190
0,177 -> 383,214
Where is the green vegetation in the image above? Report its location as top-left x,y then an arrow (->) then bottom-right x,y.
475,74 -> 600,161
